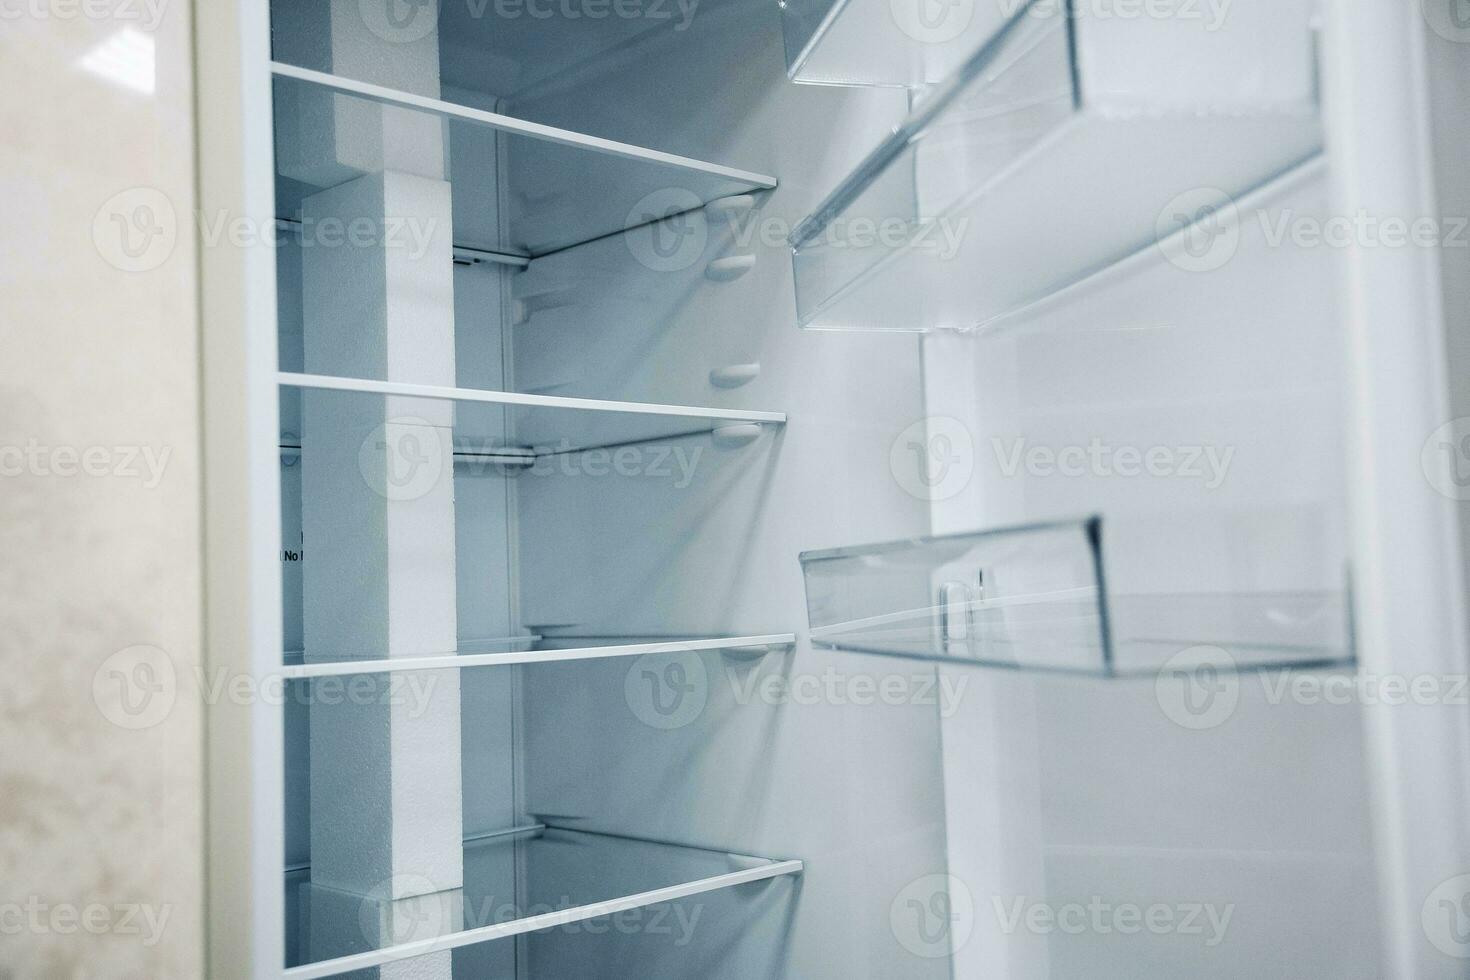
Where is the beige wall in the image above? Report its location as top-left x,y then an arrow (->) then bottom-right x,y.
0,4 -> 204,978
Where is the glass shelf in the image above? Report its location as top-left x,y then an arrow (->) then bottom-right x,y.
271,63 -> 776,258
800,517 -> 1353,676
279,372 -> 784,458
284,826 -> 803,978
282,634 -> 795,676
270,0 -> 741,131
790,0 -> 1322,332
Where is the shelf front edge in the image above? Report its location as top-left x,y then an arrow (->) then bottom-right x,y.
282,634 -> 798,678
271,62 -> 778,191
282,858 -> 804,980
279,372 -> 787,425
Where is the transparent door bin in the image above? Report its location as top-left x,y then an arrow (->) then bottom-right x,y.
799,517 -> 1353,676
782,0 -> 1014,88
790,0 -> 1323,332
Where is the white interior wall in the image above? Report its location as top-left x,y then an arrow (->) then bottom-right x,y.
451,259 -> 520,980
1425,0 -> 1470,672
924,167 -> 1380,976
452,260 -> 521,842
497,7 -> 959,978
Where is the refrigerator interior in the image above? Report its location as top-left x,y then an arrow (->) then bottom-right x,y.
268,0 -> 1385,975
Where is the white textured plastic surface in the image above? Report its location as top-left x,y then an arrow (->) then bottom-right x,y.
298,24 -> 464,916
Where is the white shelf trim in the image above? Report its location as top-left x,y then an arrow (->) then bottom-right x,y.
282,634 -> 796,678
282,857 -> 804,979
271,62 -> 778,191
279,372 -> 787,426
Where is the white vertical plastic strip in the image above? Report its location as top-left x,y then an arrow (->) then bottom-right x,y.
1321,1 -> 1470,975
195,0 -> 284,974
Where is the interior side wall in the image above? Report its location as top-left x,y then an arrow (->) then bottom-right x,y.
1424,0 -> 1470,664
924,165 -> 1380,977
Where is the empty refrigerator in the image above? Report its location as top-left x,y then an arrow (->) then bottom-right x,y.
184,0 -> 1470,976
